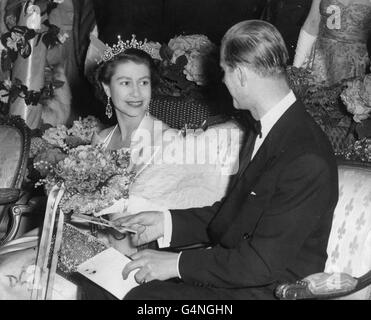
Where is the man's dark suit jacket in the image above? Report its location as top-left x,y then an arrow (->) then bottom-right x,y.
170,100 -> 339,299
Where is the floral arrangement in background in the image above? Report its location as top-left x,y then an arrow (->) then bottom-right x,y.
1,0 -> 69,72
36,144 -> 135,215
0,75 -> 64,114
287,66 -> 351,130
287,66 -> 371,161
341,74 -> 371,139
150,34 -> 218,98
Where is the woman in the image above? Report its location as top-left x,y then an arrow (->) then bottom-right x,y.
0,38 -> 242,299
91,45 -> 242,253
293,0 -> 371,86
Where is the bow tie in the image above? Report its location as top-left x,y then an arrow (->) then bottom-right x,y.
234,111 -> 262,138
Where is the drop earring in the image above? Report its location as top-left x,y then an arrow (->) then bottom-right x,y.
106,96 -> 113,119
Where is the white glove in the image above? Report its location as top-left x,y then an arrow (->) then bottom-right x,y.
293,29 -> 317,68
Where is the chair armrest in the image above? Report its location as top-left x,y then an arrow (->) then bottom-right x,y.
10,196 -> 46,216
275,271 -> 371,300
0,188 -> 20,205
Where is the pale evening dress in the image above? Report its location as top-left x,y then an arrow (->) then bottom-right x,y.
308,0 -> 371,86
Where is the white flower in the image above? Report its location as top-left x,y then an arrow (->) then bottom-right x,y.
26,5 -> 41,30
145,41 -> 162,61
57,32 -> 69,44
7,32 -> 23,51
341,78 -> 371,123
167,34 -> 216,86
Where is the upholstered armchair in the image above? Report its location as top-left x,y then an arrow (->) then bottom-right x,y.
276,160 -> 371,300
0,115 -> 38,246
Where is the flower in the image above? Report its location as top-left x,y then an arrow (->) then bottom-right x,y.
30,137 -> 49,158
57,32 -> 69,44
184,51 -> 210,85
30,116 -> 103,179
146,41 -> 162,61
167,34 -> 216,86
6,32 -> 23,51
37,144 -> 135,215
26,5 -> 41,30
42,125 -> 69,149
341,75 -> 371,123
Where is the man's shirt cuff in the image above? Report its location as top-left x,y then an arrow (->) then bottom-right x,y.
177,252 -> 182,279
157,210 -> 172,248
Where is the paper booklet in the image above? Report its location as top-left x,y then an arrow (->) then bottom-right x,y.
77,247 -> 138,299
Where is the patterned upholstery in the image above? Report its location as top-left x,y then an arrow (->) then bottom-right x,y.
325,161 -> 371,299
149,96 -> 220,129
0,123 -> 23,188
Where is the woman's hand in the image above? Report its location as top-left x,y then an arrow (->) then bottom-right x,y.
113,211 -> 165,246
122,249 -> 179,284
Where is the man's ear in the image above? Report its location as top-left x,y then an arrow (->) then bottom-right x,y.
102,83 -> 111,98
236,66 -> 247,87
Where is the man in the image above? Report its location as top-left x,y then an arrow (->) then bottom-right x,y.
84,20 -> 338,300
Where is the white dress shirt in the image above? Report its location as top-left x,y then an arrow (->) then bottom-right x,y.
159,90 -> 297,278
251,90 -> 296,159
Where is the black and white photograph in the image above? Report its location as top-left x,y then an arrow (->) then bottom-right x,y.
0,0 -> 370,305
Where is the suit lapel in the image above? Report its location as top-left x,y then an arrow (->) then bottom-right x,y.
209,101 -> 304,241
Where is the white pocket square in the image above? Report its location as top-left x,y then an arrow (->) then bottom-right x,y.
250,191 -> 257,196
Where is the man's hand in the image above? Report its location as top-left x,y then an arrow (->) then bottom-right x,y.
112,211 -> 165,246
122,249 -> 179,284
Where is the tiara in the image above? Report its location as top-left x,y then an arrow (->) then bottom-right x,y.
99,34 -> 155,63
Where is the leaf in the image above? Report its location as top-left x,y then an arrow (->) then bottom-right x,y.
36,32 -> 43,46
19,42 -> 32,58
1,51 -> 13,72
24,28 -> 36,41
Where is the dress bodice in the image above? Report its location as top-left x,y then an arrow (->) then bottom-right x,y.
319,0 -> 371,43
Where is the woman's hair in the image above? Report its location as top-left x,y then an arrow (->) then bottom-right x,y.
93,48 -> 159,103
221,20 -> 289,78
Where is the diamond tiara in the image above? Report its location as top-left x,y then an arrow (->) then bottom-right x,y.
99,34 -> 155,63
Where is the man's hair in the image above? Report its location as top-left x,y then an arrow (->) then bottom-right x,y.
221,20 -> 289,78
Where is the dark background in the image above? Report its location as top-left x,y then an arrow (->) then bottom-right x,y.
92,0 -> 312,63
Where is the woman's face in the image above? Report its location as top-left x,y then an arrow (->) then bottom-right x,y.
103,60 -> 151,118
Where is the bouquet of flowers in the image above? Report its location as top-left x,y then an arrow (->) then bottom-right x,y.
154,34 -> 218,98
31,115 -> 103,176
36,144 -> 135,215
